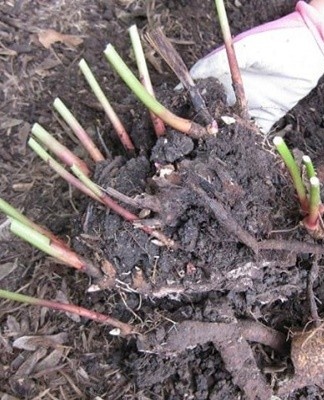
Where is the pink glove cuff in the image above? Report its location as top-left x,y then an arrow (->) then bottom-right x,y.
296,1 -> 324,54
240,1 -> 324,55
205,4 -> 306,57
232,1 -> 324,40
205,1 -> 324,57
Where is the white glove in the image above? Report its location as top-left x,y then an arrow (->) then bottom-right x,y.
189,1 -> 324,133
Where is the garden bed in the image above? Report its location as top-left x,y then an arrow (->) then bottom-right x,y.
0,1 -> 323,399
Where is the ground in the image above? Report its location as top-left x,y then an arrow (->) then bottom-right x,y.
1,1 -> 324,399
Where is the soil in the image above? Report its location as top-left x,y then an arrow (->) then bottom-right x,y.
1,1 -> 324,399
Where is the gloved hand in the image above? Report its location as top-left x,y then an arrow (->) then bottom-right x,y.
189,1 -> 324,133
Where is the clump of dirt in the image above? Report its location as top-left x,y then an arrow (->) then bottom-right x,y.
69,77 -> 324,399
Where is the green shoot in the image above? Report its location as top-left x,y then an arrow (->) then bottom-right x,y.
304,176 -> 322,230
28,138 -> 103,203
32,123 -> 90,176
78,59 -> 135,153
302,155 -> 316,180
0,289 -> 134,335
129,24 -> 166,137
273,136 -> 308,212
214,0 -> 247,118
104,44 -> 208,139
53,97 -> 105,162
10,219 -> 101,278
0,197 -> 66,245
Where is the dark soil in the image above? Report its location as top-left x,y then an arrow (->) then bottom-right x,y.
1,1 -> 324,399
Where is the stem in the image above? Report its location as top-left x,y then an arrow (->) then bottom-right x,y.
214,0 -> 248,118
10,219 -> 102,278
0,289 -> 134,336
104,44 -> 208,139
302,155 -> 316,180
304,176 -> 321,230
70,163 -> 143,222
28,138 -> 103,203
78,59 -> 135,153
70,164 -> 175,247
0,197 -> 66,246
273,136 -> 308,212
53,98 -> 105,162
32,123 -> 90,177
129,25 -> 166,137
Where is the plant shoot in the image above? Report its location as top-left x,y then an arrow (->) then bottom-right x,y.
53,97 -> 105,162
78,59 -> 135,153
273,136 -> 308,212
0,289 -> 134,336
104,44 -> 208,139
129,24 -> 166,137
214,0 -> 248,117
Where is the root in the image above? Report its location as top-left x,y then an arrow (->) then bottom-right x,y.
257,239 -> 324,255
307,255 -> 320,326
190,180 -> 324,256
189,180 -> 259,252
138,319 -> 288,400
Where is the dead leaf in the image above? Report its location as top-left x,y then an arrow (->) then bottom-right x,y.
16,122 -> 31,155
6,315 -> 21,337
14,348 -> 47,377
76,366 -> 90,383
0,260 -> 18,282
0,334 -> 12,353
55,290 -> 81,322
101,259 -> 116,279
38,29 -> 83,49
0,118 -> 23,130
33,56 -> 62,76
33,348 -> 65,373
0,219 -> 11,241
13,332 -> 68,351
0,44 -> 17,56
0,391 -> 20,399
